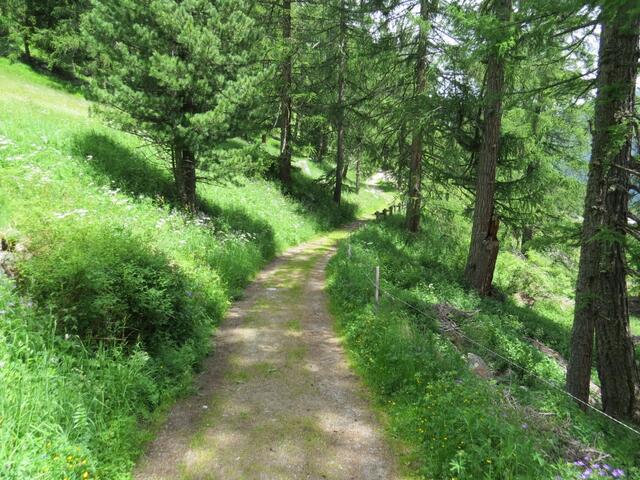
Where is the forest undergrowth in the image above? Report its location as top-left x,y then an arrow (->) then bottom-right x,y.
327,203 -> 640,480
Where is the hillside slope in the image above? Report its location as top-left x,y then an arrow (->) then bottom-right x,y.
327,200 -> 640,479
0,59 -> 388,479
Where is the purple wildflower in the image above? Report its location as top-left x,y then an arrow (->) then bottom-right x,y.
603,465 -> 611,471
574,460 -> 586,467
581,468 -> 593,479
611,469 -> 624,478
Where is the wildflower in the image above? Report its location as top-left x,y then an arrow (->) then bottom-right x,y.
611,469 -> 624,478
574,460 -> 586,467
83,471 -> 89,479
581,468 -> 593,479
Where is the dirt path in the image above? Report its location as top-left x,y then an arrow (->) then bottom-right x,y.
134,228 -> 401,480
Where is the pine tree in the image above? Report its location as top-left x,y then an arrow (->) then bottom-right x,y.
84,0 -> 262,210
0,0 -> 91,71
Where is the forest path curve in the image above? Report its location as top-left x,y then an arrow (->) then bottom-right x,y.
134,225 -> 401,480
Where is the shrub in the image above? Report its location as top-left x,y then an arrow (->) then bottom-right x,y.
17,221 -> 213,352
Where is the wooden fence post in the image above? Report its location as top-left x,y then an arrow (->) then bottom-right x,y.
375,266 -> 380,305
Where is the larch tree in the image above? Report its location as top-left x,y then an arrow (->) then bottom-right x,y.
463,0 -> 512,295
405,0 -> 435,233
566,0 -> 640,420
278,0 -> 294,189
84,0 -> 262,211
333,0 -> 348,204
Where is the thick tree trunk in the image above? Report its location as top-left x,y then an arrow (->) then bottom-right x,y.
463,0 -> 511,295
333,0 -> 347,205
405,0 -> 430,233
174,145 -> 197,212
279,0 -> 293,189
567,1 -> 640,420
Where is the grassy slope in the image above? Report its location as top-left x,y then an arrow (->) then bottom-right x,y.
0,59 -> 388,479
327,196 -> 639,480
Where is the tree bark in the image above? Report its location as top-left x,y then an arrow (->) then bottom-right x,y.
520,225 -> 533,255
23,36 -> 32,64
566,1 -> 640,420
405,0 -> 430,233
174,145 -> 197,212
397,123 -> 407,189
293,112 -> 302,142
333,0 -> 347,205
463,0 -> 511,295
355,158 -> 360,193
278,0 -> 293,189
316,131 -> 327,162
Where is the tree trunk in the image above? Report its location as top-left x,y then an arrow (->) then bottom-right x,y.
333,0 -> 347,205
405,0 -> 430,233
463,0 -> 511,295
397,123 -> 407,189
278,0 -> 293,189
23,36 -> 32,64
355,158 -> 360,193
174,145 -> 197,212
316,132 -> 327,162
520,225 -> 533,255
261,133 -> 267,144
342,157 -> 350,180
567,1 -> 640,420
293,112 -> 302,142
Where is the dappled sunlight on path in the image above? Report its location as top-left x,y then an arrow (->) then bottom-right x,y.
134,228 -> 400,480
